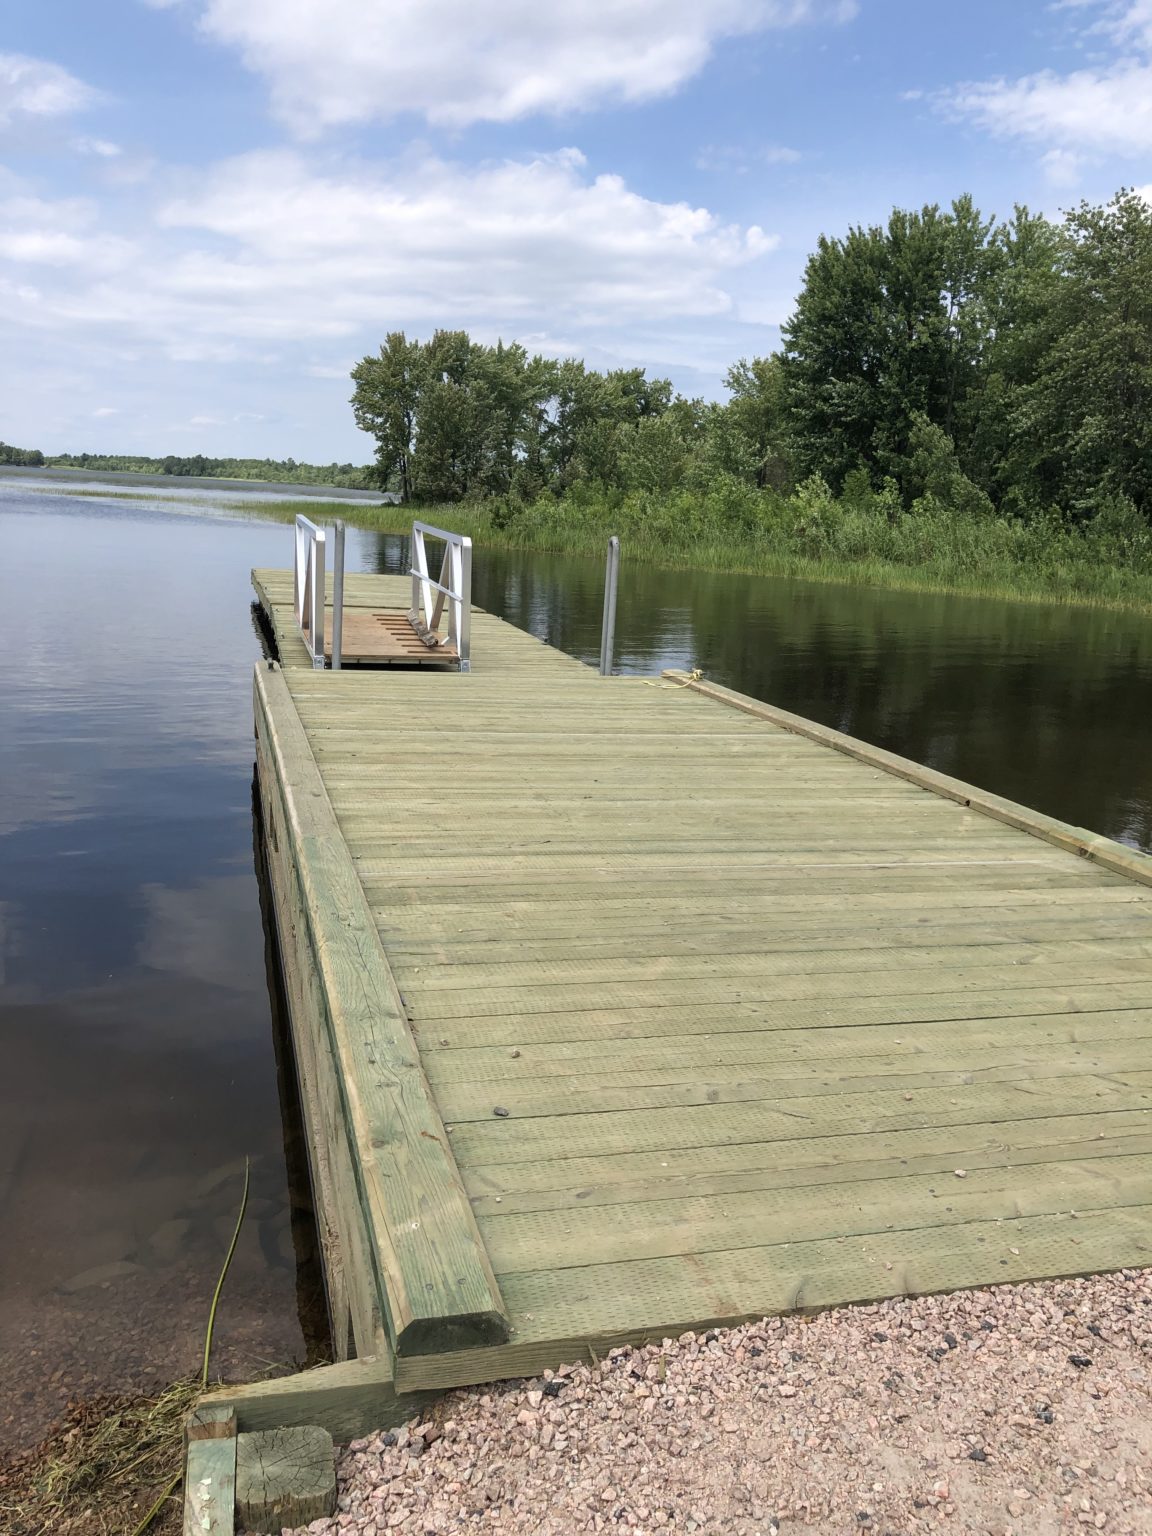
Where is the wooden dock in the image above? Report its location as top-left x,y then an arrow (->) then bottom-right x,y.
229,565 -> 1152,1434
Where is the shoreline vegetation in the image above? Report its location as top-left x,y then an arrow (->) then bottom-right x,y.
238,488 -> 1152,615
20,479 -> 1152,617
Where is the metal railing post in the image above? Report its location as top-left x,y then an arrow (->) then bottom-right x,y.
457,537 -> 472,673
310,528 -> 326,669
331,520 -> 345,671
599,535 -> 620,676
407,520 -> 473,672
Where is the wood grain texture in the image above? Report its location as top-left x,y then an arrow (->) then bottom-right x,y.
256,731 -> 380,1359
247,564 -> 1152,1415
255,662 -> 507,1355
199,1357 -> 435,1441
666,670 -> 1152,890
235,1426 -> 336,1535
183,1434 -> 236,1536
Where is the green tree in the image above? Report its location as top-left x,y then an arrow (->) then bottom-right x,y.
722,355 -> 791,489
1008,190 -> 1152,516
780,198 -> 1007,498
351,332 -> 426,499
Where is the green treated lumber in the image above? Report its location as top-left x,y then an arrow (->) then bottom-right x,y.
183,1434 -> 236,1536
392,935 -> 1152,992
383,914 -> 1152,970
373,885 -> 1144,930
332,801 -> 975,827
467,1118 -> 1152,1215
480,1154 -> 1152,1274
365,870 -> 1127,909
446,1075 -> 1152,1167
431,1040 -> 1152,1123
349,837 -> 1024,861
257,747 -> 382,1358
668,670 -> 1152,891
409,982 -> 1152,1048
392,1204 -> 1152,1393
463,1107 -> 1152,1201
344,831 -> 1018,857
200,1358 -> 435,1440
424,1010 -> 1152,1083
254,662 -> 507,1355
401,958 -> 1152,1022
251,564 -> 1152,1402
354,846 -> 1075,875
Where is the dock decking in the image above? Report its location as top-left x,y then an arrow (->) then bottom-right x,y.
243,565 -> 1152,1421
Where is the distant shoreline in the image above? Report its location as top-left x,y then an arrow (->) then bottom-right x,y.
0,463 -> 391,502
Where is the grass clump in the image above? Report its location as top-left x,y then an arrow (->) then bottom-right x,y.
0,1380 -> 197,1536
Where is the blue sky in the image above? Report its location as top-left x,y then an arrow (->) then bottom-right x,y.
2,0 -> 1151,462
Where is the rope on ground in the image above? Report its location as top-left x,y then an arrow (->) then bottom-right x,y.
642,667 -> 704,689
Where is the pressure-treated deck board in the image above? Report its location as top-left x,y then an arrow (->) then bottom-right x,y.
250,564 -> 1152,1406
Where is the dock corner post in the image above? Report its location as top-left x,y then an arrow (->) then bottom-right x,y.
599,534 -> 620,676
331,521 -> 345,671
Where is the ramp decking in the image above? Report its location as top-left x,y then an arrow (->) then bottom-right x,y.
244,565 -> 1152,1421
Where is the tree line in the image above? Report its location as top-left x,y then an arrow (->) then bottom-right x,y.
0,442 -> 45,466
351,189 -> 1152,534
48,452 -> 376,488
0,448 -> 374,488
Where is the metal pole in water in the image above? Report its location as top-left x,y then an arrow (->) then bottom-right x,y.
331,520 -> 345,670
599,535 -> 620,676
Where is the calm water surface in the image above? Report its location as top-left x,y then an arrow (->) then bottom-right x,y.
2,482 -> 1150,1447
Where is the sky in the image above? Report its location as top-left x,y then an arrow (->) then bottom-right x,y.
2,0 -> 1151,463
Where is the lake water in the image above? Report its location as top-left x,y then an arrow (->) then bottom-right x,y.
2,478 -> 1150,1449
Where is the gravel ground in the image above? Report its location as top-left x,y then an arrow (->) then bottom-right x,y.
275,1270 -> 1152,1536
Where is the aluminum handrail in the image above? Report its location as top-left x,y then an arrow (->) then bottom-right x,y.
293,513 -> 326,669
409,520 -> 472,672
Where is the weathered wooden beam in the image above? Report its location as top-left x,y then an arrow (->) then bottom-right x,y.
199,1357 -> 434,1442
253,661 -> 508,1355
256,736 -> 381,1360
183,1409 -> 236,1536
235,1426 -> 337,1535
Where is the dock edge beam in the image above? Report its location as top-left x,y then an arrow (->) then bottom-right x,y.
254,660 -> 509,1356
664,670 -> 1152,890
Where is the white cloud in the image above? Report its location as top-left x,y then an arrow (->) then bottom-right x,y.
149,0 -> 856,131
0,193 -> 136,270
92,406 -> 119,416
146,148 -> 776,334
0,52 -> 98,126
0,147 -> 785,454
0,146 -> 777,396
1041,146 -> 1087,186
74,136 -> 122,158
695,142 -> 803,173
941,2 -> 1152,157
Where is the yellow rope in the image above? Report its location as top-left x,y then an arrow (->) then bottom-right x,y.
129,1157 -> 250,1536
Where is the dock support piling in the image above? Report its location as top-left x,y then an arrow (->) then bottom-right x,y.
599,535 -> 620,676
